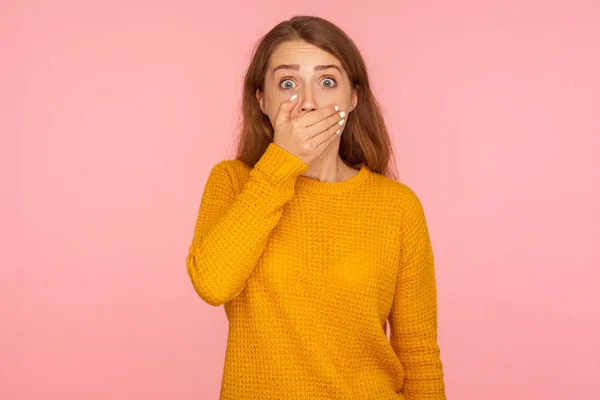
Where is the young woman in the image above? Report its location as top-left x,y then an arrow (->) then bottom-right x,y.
186,15 -> 446,400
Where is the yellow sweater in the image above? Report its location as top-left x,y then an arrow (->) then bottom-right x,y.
186,142 -> 446,399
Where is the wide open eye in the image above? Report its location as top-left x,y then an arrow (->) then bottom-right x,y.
321,76 -> 337,88
279,78 -> 295,90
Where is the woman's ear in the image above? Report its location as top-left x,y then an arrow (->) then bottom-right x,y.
350,85 -> 358,112
256,89 -> 267,114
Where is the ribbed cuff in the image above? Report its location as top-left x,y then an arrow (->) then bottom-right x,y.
254,142 -> 310,185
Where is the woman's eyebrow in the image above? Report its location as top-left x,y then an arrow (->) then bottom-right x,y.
271,64 -> 342,75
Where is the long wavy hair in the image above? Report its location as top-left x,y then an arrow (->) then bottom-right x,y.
234,15 -> 399,180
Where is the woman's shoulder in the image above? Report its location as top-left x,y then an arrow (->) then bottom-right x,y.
205,158 -> 251,177
368,170 -> 423,204
203,158 -> 252,193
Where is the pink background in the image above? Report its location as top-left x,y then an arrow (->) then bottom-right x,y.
2,1 -> 599,399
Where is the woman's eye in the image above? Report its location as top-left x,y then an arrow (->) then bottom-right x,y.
280,79 -> 295,90
322,77 -> 337,88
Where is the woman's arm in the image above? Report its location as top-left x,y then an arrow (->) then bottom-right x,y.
388,186 -> 446,399
186,143 -> 309,306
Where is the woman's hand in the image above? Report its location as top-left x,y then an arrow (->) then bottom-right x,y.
272,94 -> 346,167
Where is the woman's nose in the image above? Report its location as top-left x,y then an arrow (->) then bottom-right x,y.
298,89 -> 317,113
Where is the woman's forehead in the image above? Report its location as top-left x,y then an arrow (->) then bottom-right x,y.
269,42 -> 340,69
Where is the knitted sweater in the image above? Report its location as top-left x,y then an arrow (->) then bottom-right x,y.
186,142 -> 446,399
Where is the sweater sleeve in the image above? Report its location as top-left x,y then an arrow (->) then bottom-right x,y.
185,142 -> 310,306
388,186 -> 446,399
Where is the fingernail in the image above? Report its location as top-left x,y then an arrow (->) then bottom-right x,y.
334,105 -> 340,111
290,94 -> 298,101
336,129 -> 341,134
338,119 -> 345,125
339,111 -> 346,119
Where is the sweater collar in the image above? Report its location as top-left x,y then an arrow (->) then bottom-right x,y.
295,163 -> 371,194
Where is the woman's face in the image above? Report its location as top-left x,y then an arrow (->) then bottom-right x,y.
256,40 -> 357,126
